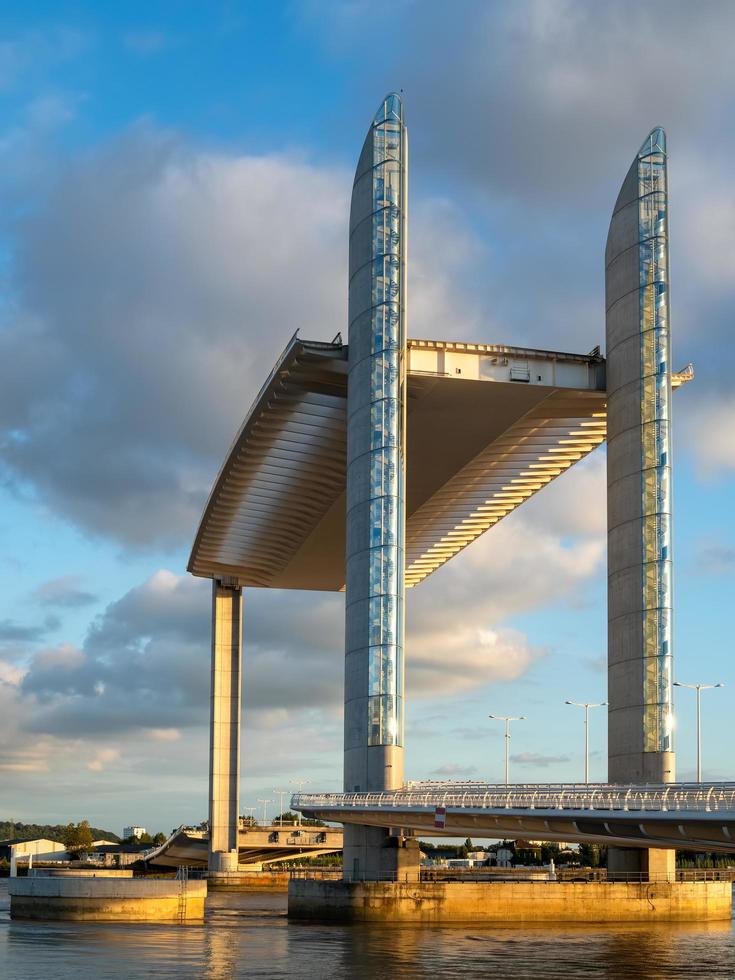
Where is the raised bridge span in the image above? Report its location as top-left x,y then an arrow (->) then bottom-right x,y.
293,783 -> 735,853
146,823 -> 343,870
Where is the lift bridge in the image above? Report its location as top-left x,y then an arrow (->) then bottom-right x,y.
188,98 -> 701,881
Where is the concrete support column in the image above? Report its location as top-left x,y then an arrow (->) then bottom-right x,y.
608,846 -> 675,881
208,579 -> 242,873
605,129 -> 675,878
343,93 -> 412,882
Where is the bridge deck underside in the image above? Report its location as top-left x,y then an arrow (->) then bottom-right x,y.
188,337 -> 608,589
300,806 -> 735,853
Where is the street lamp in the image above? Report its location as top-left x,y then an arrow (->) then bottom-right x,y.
241,806 -> 257,827
257,798 -> 272,826
565,700 -> 607,783
488,714 -> 526,784
673,681 -> 724,782
290,778 -> 310,825
273,789 -> 288,826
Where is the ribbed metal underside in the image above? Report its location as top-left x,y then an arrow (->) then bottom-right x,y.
402,388 -> 606,585
189,336 -> 689,591
189,337 -> 349,588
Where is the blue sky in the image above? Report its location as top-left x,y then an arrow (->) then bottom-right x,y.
0,1 -> 734,836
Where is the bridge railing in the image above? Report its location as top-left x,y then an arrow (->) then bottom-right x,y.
288,868 -> 732,884
292,782 -> 735,814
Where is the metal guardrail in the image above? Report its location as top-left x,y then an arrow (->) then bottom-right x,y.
292,782 -> 735,815
288,868 -> 731,884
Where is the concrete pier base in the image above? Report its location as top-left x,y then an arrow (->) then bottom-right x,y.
288,879 -> 732,923
343,831 -> 420,882
608,847 -> 676,881
9,876 -> 207,922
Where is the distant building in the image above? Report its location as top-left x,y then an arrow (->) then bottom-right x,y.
0,837 -> 68,872
123,826 -> 147,840
89,842 -> 153,867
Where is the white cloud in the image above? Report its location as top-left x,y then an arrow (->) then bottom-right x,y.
510,751 -> 571,767
0,28 -> 88,93
429,762 -> 478,777
35,575 -> 97,608
86,747 -> 121,772
0,131 -> 350,546
679,394 -> 735,477
408,625 -> 541,697
150,728 -> 181,742
694,541 -> 735,576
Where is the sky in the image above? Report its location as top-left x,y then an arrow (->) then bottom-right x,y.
0,0 -> 734,837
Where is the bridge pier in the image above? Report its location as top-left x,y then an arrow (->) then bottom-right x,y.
343,827 -> 419,883
605,130 -> 676,877
208,579 -> 242,873
343,94 -> 408,880
607,847 -> 675,881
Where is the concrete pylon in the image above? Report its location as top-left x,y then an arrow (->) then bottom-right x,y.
208,580 -> 242,873
343,93 -> 413,881
605,129 -> 675,879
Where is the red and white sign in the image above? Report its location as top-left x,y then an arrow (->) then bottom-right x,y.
434,806 -> 446,829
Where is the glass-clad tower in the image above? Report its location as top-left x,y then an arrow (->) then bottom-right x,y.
344,94 -> 407,878
605,129 -> 675,788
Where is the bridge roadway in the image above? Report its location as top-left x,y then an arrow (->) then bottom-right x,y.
293,782 -> 735,853
146,823 -> 343,870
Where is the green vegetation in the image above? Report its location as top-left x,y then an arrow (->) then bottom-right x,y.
287,852 -> 342,867
273,812 -> 327,827
121,831 -> 167,846
677,853 -> 735,869
62,820 -> 94,856
577,843 -> 607,868
0,819 -> 119,844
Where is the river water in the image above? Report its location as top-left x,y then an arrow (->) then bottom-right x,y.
2,880 -> 735,979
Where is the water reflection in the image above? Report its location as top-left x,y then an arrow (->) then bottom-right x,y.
1,881 -> 733,980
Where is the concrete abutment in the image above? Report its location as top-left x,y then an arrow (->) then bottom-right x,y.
288,879 -> 731,923
10,876 -> 206,922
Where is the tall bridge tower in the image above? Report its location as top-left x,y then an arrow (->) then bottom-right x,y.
605,129 -> 675,876
343,93 -> 413,879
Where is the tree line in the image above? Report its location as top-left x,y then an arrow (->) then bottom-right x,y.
0,819 -> 118,844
